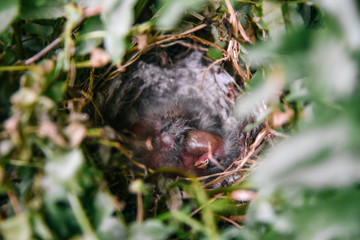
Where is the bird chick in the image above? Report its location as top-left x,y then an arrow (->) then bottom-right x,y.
99,48 -> 242,176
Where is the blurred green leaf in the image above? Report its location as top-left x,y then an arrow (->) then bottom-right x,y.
171,210 -> 205,232
251,121 -> 359,190
65,4 -> 83,24
208,198 -> 248,215
47,80 -> 66,102
291,189 -> 360,239
235,70 -> 283,122
220,227 -> 258,240
45,149 -> 83,182
307,38 -> 357,101
42,195 -> 82,238
76,0 -> 103,8
246,69 -> 265,91
129,220 -> 175,240
97,216 -> 126,239
0,213 -> 31,240
31,213 -> 54,239
21,23 -> 54,41
94,193 -> 126,239
316,0 -> 360,49
282,3 -> 304,29
20,0 -> 67,20
156,0 -> 204,30
0,0 -> 19,33
262,0 -> 286,39
102,0 -> 137,64
76,16 -> 105,55
207,42 -> 226,60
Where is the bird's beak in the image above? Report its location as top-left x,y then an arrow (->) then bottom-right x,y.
194,158 -> 209,169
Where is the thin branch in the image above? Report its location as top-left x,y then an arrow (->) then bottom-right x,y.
8,190 -> 22,215
200,56 -> 229,89
25,37 -> 62,65
219,215 -> 244,228
136,193 -> 144,222
25,6 -> 103,65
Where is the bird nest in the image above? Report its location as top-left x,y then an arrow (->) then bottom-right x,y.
85,39 -> 271,195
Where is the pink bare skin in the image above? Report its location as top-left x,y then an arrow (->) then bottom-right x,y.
181,130 -> 225,176
131,120 -> 225,176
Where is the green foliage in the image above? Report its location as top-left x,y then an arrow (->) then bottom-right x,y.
156,0 -> 205,30
102,0 -> 138,63
0,0 -> 19,34
20,0 -> 68,20
0,0 -> 360,239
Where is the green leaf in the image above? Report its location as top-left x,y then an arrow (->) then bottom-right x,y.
129,220 -> 175,240
0,0 -> 19,33
208,198 -> 248,215
262,0 -> 286,39
20,0 -> 67,20
76,16 -> 105,55
251,121 -> 360,191
42,194 -> 82,237
207,42 -> 226,60
292,189 -> 360,239
31,213 -> 54,239
97,217 -> 126,239
93,193 -> 126,239
21,23 -> 54,41
246,70 -> 265,91
65,4 -> 83,25
307,38 -> 357,101
45,149 -> 84,182
220,227 -> 257,240
0,213 -> 32,240
156,0 -> 204,30
102,0 -> 137,64
47,80 -> 66,102
94,192 -> 119,224
76,0 -> 103,8
316,0 -> 360,49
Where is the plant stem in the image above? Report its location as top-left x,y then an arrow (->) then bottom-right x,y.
12,23 -> 25,60
67,193 -> 99,240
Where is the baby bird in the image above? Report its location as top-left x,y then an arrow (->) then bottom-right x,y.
99,48 -> 243,176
